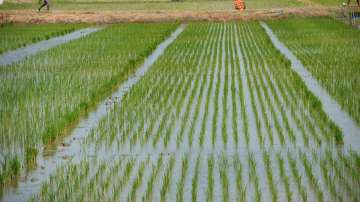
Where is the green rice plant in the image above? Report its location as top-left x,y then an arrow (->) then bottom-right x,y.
127,159 -> 147,202
0,23 -> 86,54
144,156 -> 163,202
300,152 -> 324,202
0,156 -> 20,197
276,153 -> 292,202
219,155 -> 229,202
287,152 -> 307,202
25,147 -> 38,170
191,156 -> 201,202
268,17 -> 360,126
206,156 -> 214,202
160,157 -> 175,202
247,152 -> 261,202
176,156 -> 189,202
263,151 -> 278,202
0,23 -> 178,192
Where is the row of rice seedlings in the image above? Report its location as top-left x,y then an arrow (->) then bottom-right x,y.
262,151 -> 278,201
300,152 -> 324,201
0,23 -> 179,192
87,27 -> 193,150
0,23 -> 86,54
219,156 -> 229,202
249,47 -> 296,146
190,26 -> 219,148
287,151 -> 308,201
191,156 -> 201,202
127,157 -> 149,202
324,151 -> 359,200
176,40 -> 209,148
206,156 -> 214,202
247,21 -> 342,146
221,24 -> 229,147
157,156 -> 174,202
247,153 -> 262,202
241,29 -> 265,147
211,24 -> 224,147
129,24 -> 209,150
228,24 -> 239,147
233,156 -> 246,201
199,25 -> 218,147
276,153 -> 293,201
109,158 -> 136,202
232,24 -> 250,146
259,63 -> 303,145
319,157 -> 340,201
176,156 -> 189,202
240,25 -> 278,146
143,156 -> 163,201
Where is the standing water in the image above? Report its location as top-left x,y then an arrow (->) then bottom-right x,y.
1,24 -> 186,202
260,21 -> 360,153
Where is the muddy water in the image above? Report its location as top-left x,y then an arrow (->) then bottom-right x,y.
1,24 -> 186,202
0,27 -> 101,67
260,21 -> 360,153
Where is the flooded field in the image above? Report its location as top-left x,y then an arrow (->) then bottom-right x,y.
1,20 -> 360,202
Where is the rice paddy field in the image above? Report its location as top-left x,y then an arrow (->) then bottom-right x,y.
1,17 -> 360,202
268,17 -> 360,126
0,23 -> 177,196
0,23 -> 86,54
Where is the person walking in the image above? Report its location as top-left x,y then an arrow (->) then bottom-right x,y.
347,0 -> 360,6
38,0 -> 50,12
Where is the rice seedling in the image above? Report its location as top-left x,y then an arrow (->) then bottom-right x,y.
191,156 -> 201,202
5,21 -> 360,202
0,23 -> 86,54
219,155 -> 229,202
0,23 -> 178,191
206,156 -> 214,202
176,156 -> 189,202
268,17 -> 360,126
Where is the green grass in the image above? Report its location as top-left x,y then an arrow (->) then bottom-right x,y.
0,23 -> 86,54
268,17 -> 360,126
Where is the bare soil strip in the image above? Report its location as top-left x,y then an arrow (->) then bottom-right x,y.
0,7 -> 336,23
0,27 -> 101,66
1,24 -> 185,202
260,21 -> 360,153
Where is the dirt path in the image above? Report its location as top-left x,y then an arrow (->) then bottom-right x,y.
0,7 -> 336,23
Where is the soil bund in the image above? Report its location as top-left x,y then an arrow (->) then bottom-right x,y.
0,7 -> 335,23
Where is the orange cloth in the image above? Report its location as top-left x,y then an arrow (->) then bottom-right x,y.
234,0 -> 246,11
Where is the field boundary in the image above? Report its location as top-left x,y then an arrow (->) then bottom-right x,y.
0,27 -> 101,66
1,24 -> 185,202
0,7 -> 337,23
260,21 -> 360,152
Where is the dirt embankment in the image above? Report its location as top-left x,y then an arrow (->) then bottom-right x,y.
0,7 -> 336,23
